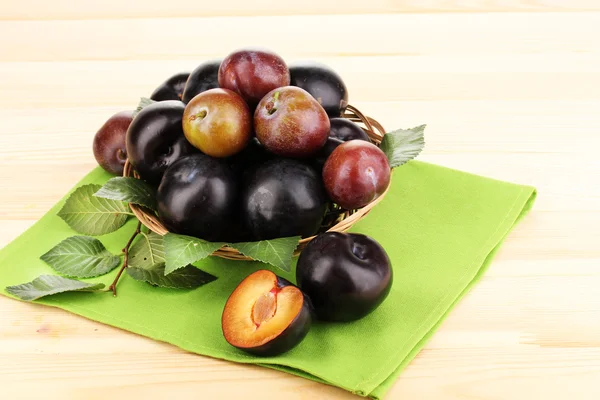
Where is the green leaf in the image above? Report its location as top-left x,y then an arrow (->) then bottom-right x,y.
127,264 -> 217,289
127,232 -> 217,289
164,233 -> 226,275
58,184 -> 132,236
94,177 -> 157,211
229,236 -> 300,273
5,275 -> 105,301
133,97 -> 156,118
128,231 -> 165,270
379,125 -> 426,168
40,236 -> 121,278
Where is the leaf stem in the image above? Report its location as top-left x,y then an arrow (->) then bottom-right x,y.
108,221 -> 142,297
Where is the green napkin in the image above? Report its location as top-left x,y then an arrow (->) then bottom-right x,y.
0,161 -> 535,399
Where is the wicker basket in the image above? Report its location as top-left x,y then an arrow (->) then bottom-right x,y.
123,104 -> 388,260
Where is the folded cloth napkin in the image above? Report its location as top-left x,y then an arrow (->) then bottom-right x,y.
0,161 -> 536,399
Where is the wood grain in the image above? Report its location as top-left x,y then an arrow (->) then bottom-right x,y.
2,13 -> 599,62
2,0 -> 600,20
1,1 -> 599,399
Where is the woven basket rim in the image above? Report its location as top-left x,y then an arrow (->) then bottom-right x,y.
124,104 -> 388,260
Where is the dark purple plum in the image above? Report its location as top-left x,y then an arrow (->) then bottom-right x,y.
126,100 -> 197,185
329,118 -> 370,142
228,137 -> 274,179
181,59 -> 222,103
156,153 -> 237,242
241,159 -> 328,240
150,72 -> 190,101
296,232 -> 392,322
289,62 -> 348,117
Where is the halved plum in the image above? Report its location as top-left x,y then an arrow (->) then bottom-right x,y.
222,270 -> 312,356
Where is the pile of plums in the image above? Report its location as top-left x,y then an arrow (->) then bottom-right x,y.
92,48 -> 394,355
93,48 -> 391,243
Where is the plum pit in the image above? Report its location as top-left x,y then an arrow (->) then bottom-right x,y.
252,289 -> 278,327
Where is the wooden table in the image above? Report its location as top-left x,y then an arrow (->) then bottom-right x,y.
1,2 -> 599,399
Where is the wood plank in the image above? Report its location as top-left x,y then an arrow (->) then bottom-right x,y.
2,0 -> 600,20
1,58 -> 599,109
0,13 -> 599,62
